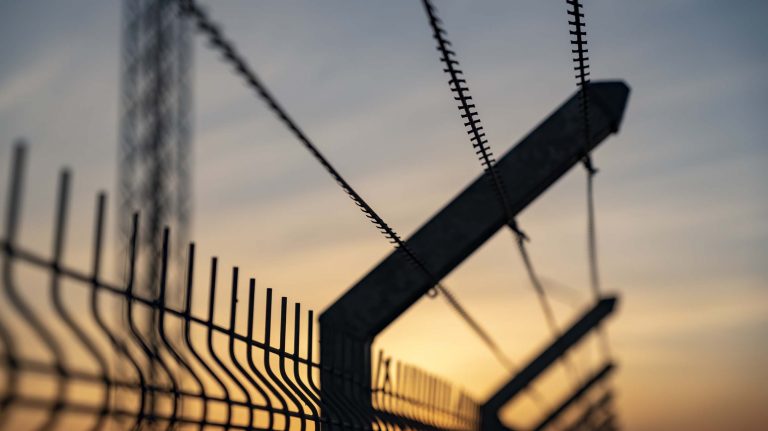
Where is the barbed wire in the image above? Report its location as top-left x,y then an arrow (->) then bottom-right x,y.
566,0 -> 613,362
176,0 -> 517,373
420,0 -> 579,376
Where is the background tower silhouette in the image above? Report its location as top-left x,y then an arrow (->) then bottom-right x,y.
117,1 -> 192,417
118,0 -> 192,291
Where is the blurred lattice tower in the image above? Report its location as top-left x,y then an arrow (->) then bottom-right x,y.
118,0 -> 191,418
118,0 -> 192,297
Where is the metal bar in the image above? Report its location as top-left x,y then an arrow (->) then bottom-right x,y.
246,279 -> 278,429
226,267 -> 255,429
0,143 -> 26,427
182,242 -> 223,429
320,82 -> 628,428
592,412 -> 618,431
532,363 -> 614,431
157,227 -> 205,428
562,390 -> 613,431
480,297 -> 617,431
320,81 -> 628,340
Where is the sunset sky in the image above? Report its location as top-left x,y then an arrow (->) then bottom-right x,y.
0,1 -> 766,430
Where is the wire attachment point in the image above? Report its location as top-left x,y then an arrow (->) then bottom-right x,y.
507,220 -> 529,243
582,154 -> 598,176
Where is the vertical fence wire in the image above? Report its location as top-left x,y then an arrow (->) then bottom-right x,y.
0,143 -> 481,431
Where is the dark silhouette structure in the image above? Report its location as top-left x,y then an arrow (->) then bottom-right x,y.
118,0 -> 193,290
0,143 -> 476,430
0,0 -> 629,429
481,298 -> 617,431
320,81 -> 628,430
117,0 -> 193,418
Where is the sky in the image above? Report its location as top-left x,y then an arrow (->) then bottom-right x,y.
0,1 -> 767,430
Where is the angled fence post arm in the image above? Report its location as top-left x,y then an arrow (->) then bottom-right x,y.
532,363 -> 615,431
320,81 -> 629,427
320,81 -> 629,341
562,390 -> 613,431
593,412 -> 618,431
480,297 -> 618,431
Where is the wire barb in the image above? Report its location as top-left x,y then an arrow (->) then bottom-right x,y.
422,0 -> 560,340
566,0 -> 606,305
566,0 -> 616,396
421,0 -> 525,240
422,0 -> 595,393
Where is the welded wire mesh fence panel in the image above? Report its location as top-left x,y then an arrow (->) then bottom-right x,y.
0,143 -> 480,431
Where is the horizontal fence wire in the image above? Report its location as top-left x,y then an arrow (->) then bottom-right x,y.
0,143 -> 480,431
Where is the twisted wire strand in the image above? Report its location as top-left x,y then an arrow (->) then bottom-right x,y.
421,0 -> 570,350
421,0 -> 525,239
566,0 -> 613,363
176,0 -> 515,372
568,0 -> 601,295
421,0 -> 589,402
568,0 -> 594,157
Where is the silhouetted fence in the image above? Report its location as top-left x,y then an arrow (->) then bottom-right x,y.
0,143 -> 479,431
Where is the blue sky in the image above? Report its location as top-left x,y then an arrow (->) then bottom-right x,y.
0,1 -> 767,430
